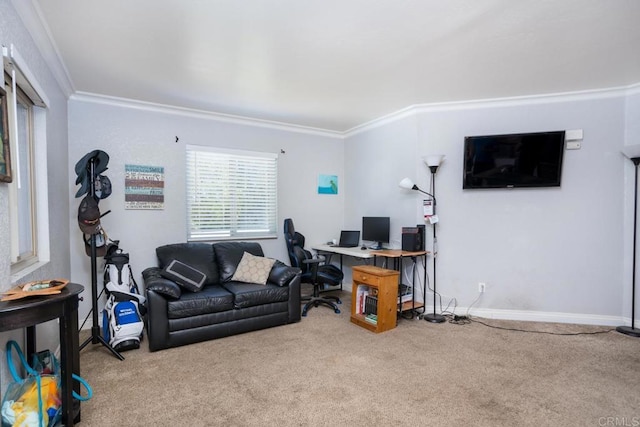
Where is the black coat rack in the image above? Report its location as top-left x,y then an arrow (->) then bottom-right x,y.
78,157 -> 124,360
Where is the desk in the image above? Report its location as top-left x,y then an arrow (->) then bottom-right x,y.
312,245 -> 375,289
0,283 -> 84,426
312,244 -> 374,265
313,245 -> 428,318
371,250 -> 428,318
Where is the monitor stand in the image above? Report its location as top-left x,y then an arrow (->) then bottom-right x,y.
370,242 -> 383,250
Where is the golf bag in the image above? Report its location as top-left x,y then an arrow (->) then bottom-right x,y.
102,245 -> 146,352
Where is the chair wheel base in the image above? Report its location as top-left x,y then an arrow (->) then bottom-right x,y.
301,296 -> 341,316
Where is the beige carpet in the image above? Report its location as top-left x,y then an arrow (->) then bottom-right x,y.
78,290 -> 640,426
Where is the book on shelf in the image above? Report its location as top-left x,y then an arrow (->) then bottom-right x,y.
364,295 -> 378,315
364,313 -> 378,324
398,283 -> 413,304
398,294 -> 413,304
356,285 -> 370,315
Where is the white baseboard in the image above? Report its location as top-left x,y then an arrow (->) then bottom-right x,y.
429,305 -> 627,327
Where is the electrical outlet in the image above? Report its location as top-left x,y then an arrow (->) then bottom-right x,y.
478,282 -> 486,293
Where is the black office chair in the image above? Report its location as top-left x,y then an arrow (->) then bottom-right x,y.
284,218 -> 343,316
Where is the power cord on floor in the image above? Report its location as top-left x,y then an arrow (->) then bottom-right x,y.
449,315 -> 615,336
470,318 -> 615,335
415,258 -> 457,317
411,259 -> 613,336
449,314 -> 471,325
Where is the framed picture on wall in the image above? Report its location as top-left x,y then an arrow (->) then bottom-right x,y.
0,86 -> 12,183
318,174 -> 338,194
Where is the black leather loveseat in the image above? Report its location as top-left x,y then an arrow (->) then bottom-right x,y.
142,242 -> 301,351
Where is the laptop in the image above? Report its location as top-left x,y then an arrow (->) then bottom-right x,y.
332,230 -> 360,248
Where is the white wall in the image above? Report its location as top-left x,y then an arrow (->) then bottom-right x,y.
68,98 -> 345,324
345,91 -> 633,324
342,114 -> 420,285
0,0 -> 71,391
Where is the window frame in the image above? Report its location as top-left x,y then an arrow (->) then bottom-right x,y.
186,145 -> 278,242
7,84 -> 38,272
4,44 -> 50,279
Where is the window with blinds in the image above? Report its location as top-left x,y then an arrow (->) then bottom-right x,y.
186,145 -> 278,241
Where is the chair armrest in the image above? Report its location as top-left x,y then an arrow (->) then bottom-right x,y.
268,260 -> 302,287
142,267 -> 182,299
302,255 -> 325,265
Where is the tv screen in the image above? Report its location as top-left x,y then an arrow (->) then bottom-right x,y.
362,217 -> 390,249
463,131 -> 565,189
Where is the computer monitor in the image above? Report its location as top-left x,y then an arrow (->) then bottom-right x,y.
362,217 -> 390,250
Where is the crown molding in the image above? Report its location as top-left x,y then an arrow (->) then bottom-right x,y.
11,0 -> 75,97
70,92 -> 344,139
626,82 -> 640,96
344,83 -> 640,138
10,0 -> 640,139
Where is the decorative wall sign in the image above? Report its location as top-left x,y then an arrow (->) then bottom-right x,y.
125,164 -> 164,209
318,174 -> 338,195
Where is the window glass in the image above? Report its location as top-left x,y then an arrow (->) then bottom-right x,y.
6,77 -> 38,273
186,146 -> 278,241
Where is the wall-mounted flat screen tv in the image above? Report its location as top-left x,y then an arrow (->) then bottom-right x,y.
463,130 -> 565,189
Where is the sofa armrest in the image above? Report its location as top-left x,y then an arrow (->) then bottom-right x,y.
145,289 -> 170,352
286,271 -> 302,323
268,261 -> 301,287
142,267 -> 182,299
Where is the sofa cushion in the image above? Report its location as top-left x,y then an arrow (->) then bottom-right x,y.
156,243 -> 219,285
214,242 -> 264,282
223,281 -> 289,309
167,285 -> 234,319
231,252 -> 276,285
161,260 -> 207,292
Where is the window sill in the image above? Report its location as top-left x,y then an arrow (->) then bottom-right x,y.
10,260 -> 50,284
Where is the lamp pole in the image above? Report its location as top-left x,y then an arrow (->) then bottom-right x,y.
618,156 -> 640,337
424,165 -> 446,323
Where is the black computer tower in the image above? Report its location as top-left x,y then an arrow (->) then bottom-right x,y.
402,226 -> 424,251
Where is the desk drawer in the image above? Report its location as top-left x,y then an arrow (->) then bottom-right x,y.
353,272 -> 381,287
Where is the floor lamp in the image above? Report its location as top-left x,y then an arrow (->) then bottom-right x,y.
619,146 -> 640,337
423,155 -> 446,323
399,153 -> 446,323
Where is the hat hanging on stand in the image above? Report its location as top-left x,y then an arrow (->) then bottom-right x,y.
74,149 -> 124,360
75,150 -> 110,198
77,194 -> 101,234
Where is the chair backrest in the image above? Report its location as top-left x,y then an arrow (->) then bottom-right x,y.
284,218 -> 311,273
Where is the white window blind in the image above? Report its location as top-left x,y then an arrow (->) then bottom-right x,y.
186,145 -> 278,241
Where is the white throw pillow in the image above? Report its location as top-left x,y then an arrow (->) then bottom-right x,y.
231,252 -> 276,284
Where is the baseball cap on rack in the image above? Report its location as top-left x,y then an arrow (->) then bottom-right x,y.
83,227 -> 108,257
94,174 -> 112,200
75,150 -> 109,198
77,195 -> 101,234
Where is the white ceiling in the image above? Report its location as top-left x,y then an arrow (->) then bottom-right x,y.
32,0 -> 640,132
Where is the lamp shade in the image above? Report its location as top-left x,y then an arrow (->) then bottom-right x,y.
622,145 -> 640,160
399,177 -> 415,190
424,155 -> 445,167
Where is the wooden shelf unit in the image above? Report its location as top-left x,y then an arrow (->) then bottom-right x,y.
350,265 -> 399,333
370,249 -> 428,317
